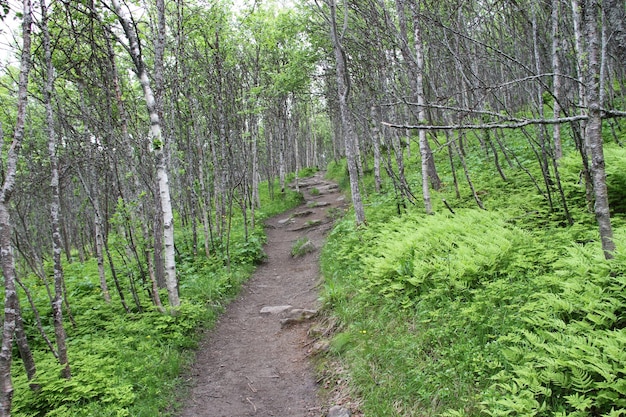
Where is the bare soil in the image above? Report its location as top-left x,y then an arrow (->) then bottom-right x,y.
178,172 -> 348,417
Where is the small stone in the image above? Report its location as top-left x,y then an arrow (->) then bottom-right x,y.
315,201 -> 331,207
310,340 -> 330,355
285,308 -> 318,320
296,240 -> 316,255
308,324 -> 325,338
328,405 -> 350,417
280,308 -> 318,327
260,305 -> 292,314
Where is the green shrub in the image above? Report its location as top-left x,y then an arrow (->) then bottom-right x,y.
9,173 -> 307,416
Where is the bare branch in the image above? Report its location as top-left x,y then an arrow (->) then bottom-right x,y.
603,108 -> 626,117
382,115 -> 590,130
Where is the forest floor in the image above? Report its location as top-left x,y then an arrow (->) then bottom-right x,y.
178,171 -> 349,417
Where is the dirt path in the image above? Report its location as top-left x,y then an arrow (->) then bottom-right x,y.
179,172 -> 347,417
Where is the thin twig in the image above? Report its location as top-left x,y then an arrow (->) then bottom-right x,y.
246,397 -> 257,413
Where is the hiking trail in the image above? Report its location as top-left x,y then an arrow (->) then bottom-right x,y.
179,171 -> 348,417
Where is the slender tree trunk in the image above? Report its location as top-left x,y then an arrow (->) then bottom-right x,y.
552,0 -> 563,159
189,100 -> 213,257
279,104 -> 287,193
294,115 -> 300,193
395,0 -> 438,212
111,0 -> 180,308
214,33 -> 229,237
410,1 -> 440,192
15,276 -> 56,358
14,303 -> 36,384
146,249 -> 165,313
251,116 -> 261,209
370,105 -> 382,193
445,131 -> 461,199
571,0 -> 595,209
583,0 -> 615,258
603,0 -> 626,61
327,0 -> 366,225
0,1 -> 32,413
454,132 -> 485,210
532,6 -> 555,210
103,237 -> 130,312
41,0 -> 70,378
392,131 -> 414,203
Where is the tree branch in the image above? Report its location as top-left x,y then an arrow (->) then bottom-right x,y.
382,115 -> 590,130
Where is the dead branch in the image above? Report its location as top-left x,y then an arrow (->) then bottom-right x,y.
382,115 -> 589,130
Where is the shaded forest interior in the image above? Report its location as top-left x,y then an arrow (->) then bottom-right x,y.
0,0 -> 625,415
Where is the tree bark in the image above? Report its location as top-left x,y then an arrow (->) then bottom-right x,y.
111,0 -> 180,308
603,0 -> 626,62
370,105 -> 382,193
41,0 -> 70,378
583,0 -> 615,258
0,1 -> 32,414
552,0 -> 563,159
327,0 -> 366,225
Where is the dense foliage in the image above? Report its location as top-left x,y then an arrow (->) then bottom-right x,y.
320,130 -> 626,416
7,181 -> 304,416
0,0 -> 625,414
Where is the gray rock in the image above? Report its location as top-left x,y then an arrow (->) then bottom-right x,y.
259,305 -> 292,314
285,308 -> 317,319
328,405 -> 350,417
310,340 -> 330,355
279,308 -> 318,327
298,240 -> 316,254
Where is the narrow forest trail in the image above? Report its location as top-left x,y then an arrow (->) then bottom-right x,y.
178,172 -> 348,417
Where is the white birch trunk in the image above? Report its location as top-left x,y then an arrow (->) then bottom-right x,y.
95,211 -> 112,299
0,1 -> 32,413
111,0 -> 179,308
370,105 -> 382,193
582,0 -> 615,258
552,0 -> 563,159
412,5 -> 433,214
42,0 -> 70,378
251,118 -> 261,209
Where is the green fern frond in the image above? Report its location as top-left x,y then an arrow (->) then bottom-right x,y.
565,393 -> 593,411
602,408 -> 626,417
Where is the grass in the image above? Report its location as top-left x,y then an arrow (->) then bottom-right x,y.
291,236 -> 315,257
318,128 -> 626,415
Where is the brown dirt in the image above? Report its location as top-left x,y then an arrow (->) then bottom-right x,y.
178,172 -> 348,417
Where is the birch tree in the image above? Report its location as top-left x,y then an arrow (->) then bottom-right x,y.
582,0 -> 615,258
323,0 -> 366,225
0,0 -> 32,413
40,0 -> 70,379
109,0 -> 180,308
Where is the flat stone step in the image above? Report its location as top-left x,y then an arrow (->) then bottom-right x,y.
287,219 -> 324,231
293,210 -> 314,217
306,201 -> 330,208
259,305 -> 293,314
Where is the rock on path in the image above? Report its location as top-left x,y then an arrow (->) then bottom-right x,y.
178,172 -> 347,417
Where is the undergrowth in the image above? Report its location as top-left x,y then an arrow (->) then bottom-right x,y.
320,134 -> 626,416
8,177 -> 306,416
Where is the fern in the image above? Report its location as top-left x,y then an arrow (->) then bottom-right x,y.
483,241 -> 626,416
